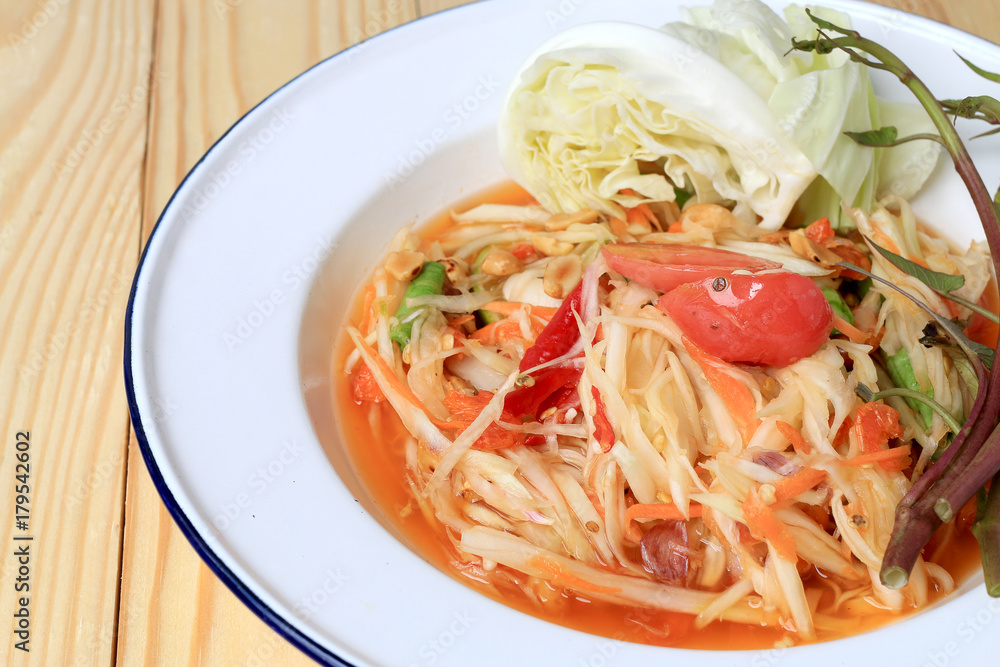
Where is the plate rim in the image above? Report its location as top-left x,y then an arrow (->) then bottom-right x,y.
123,1 -> 1000,665
121,5 -> 484,665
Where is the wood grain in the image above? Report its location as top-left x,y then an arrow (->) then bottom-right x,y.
868,0 -> 1000,42
0,0 -> 154,665
418,0 -> 999,42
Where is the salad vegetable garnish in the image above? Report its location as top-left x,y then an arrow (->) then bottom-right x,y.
498,0 -> 940,230
340,0 -> 1000,646
790,9 -> 1000,595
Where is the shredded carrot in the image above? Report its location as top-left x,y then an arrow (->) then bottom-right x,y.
870,230 -> 904,258
528,556 -> 622,595
667,221 -> 685,234
353,335 -> 447,426
771,467 -> 827,502
742,487 -> 796,561
510,242 -> 537,262
351,364 -> 385,403
853,402 -> 904,455
832,416 -> 854,448
441,390 -> 520,451
827,242 -> 871,280
447,313 -> 476,328
469,317 -> 546,347
683,338 -> 760,443
609,217 -> 628,237
470,317 -> 526,347
479,301 -> 558,321
866,325 -> 886,349
839,444 -> 912,471
626,203 -> 658,227
775,420 -> 812,455
758,230 -> 791,244
623,501 -> 702,544
804,217 -> 833,244
358,283 -> 377,334
832,314 -> 868,343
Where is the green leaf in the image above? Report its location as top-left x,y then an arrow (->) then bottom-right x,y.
803,8 -> 852,35
867,236 -> 965,293
941,96 -> 1000,137
846,126 -> 898,146
920,321 -> 994,370
673,185 -> 694,209
942,346 -> 981,395
957,53 -> 1000,84
969,340 -> 995,369
942,96 -> 1000,123
846,127 -> 944,148
838,261 -> 991,381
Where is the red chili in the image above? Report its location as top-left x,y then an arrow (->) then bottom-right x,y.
591,386 -> 615,452
504,365 -> 583,419
519,280 -> 584,372
504,280 -> 585,420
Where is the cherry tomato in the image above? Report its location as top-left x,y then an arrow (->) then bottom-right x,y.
658,272 -> 833,367
601,243 -> 780,293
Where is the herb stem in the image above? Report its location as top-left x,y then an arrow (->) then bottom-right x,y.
796,13 -> 1000,260
797,13 -> 1000,592
933,290 -> 1000,324
972,473 -> 1000,597
867,387 -> 963,435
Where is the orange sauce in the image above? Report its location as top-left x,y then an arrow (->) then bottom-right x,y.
333,182 -> 984,649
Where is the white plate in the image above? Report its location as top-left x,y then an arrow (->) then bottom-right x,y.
125,1 -> 1000,665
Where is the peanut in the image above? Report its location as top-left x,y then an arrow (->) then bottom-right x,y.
437,257 -> 469,287
543,254 -> 583,299
384,250 -> 425,282
480,249 -> 522,276
531,234 -> 574,256
789,229 -> 841,267
545,209 -> 599,231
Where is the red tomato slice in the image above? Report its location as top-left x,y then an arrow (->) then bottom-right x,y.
602,243 -> 781,294
658,272 -> 833,367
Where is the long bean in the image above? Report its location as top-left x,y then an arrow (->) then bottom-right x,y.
390,261 -> 446,347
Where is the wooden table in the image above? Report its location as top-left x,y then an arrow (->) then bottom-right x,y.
0,0 -> 996,664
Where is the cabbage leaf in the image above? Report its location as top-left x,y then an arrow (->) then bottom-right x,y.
498,20 -> 817,230
498,0 -> 940,231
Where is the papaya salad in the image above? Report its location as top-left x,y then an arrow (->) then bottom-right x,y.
339,0 -> 998,647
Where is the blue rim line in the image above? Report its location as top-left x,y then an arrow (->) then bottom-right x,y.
121,2 -> 492,664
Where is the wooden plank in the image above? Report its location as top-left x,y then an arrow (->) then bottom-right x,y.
0,1 -> 155,665
869,0 -> 1000,42
117,0 -> 997,665
116,2 -> 419,665
419,0 -> 998,43
417,0 -> 471,16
